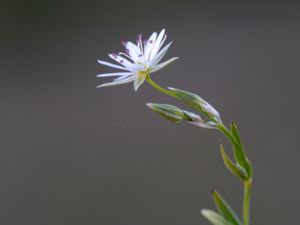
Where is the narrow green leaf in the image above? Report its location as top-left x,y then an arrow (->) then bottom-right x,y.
230,122 -> 241,144
229,123 -> 253,178
201,209 -> 233,225
212,191 -> 242,225
220,144 -> 248,180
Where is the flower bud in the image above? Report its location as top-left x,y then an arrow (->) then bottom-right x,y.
183,111 -> 217,129
146,103 -> 189,122
168,87 -> 222,123
147,103 -> 217,129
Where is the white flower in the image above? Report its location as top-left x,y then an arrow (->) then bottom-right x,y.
96,29 -> 179,91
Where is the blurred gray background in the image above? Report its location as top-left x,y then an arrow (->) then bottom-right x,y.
1,1 -> 300,225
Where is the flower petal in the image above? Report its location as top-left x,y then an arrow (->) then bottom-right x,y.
113,73 -> 134,81
96,72 -> 133,78
144,32 -> 157,61
97,60 -> 128,71
148,41 -> 173,67
108,54 -> 142,72
158,33 -> 167,51
126,42 -> 141,61
150,57 -> 179,73
133,74 -> 146,91
96,76 -> 135,88
149,29 -> 165,61
108,54 -> 133,65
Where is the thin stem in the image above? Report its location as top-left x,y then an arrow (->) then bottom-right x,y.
145,74 -> 179,99
243,180 -> 252,225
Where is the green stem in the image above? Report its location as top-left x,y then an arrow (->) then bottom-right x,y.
243,180 -> 252,225
145,74 -> 179,99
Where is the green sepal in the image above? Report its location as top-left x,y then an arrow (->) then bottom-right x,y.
212,191 -> 242,225
146,103 -> 188,122
201,209 -> 233,225
220,144 -> 249,180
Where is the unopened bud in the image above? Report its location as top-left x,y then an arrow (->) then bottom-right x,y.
183,110 -> 217,129
146,103 -> 188,122
168,87 -> 222,123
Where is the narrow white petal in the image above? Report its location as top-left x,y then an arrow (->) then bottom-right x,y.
158,33 -> 167,50
126,63 -> 144,72
96,72 -> 132,77
108,54 -> 133,65
113,73 -> 134,81
149,29 -> 165,61
96,76 -> 135,88
133,74 -> 146,91
126,42 -> 141,61
97,60 -> 128,71
144,32 -> 157,61
108,53 -> 141,72
150,57 -> 179,73
148,41 -> 173,67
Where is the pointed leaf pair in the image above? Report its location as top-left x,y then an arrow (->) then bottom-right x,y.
220,144 -> 248,181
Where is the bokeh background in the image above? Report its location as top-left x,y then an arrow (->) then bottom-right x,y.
1,1 -> 300,225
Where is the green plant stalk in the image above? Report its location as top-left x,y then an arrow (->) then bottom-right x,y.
243,180 -> 252,225
145,74 -> 252,225
145,74 -> 179,99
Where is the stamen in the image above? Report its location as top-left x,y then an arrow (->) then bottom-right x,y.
121,41 -> 127,47
136,34 -> 144,56
137,33 -> 143,39
119,52 -> 133,61
120,59 -> 124,64
149,40 -> 153,44
112,53 -> 118,59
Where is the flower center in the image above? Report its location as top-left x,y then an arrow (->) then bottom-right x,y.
137,71 -> 147,77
